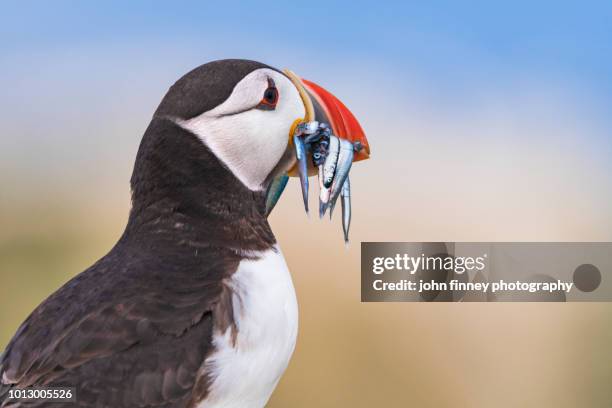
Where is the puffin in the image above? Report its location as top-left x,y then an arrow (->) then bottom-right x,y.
0,59 -> 369,408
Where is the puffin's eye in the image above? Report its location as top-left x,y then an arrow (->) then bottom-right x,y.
257,79 -> 278,110
263,87 -> 278,105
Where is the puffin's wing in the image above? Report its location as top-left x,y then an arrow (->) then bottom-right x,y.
0,250 -> 239,407
1,315 -> 213,408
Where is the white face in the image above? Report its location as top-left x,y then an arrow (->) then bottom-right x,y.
174,68 -> 305,191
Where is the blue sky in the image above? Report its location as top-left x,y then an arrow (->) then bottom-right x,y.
1,1 -> 611,188
3,1 -> 612,133
2,2 -> 611,84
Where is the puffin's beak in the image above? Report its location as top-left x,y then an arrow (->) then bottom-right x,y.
300,78 -> 370,162
284,69 -> 370,167
275,70 -> 370,242
283,68 -> 370,196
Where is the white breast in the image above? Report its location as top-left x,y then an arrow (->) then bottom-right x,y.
198,246 -> 298,408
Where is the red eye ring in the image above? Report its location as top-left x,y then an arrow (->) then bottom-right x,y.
260,86 -> 278,107
256,78 -> 279,110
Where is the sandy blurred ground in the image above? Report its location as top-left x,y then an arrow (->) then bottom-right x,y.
1,157 -> 611,407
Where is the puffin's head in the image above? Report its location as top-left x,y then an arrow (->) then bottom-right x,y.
152,59 -> 369,192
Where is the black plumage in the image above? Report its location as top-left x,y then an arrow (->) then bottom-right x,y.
0,60 -> 278,407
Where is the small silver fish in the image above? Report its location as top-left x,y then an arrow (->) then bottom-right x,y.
327,139 -> 354,216
292,121 -> 362,242
322,135 -> 340,188
340,176 -> 351,243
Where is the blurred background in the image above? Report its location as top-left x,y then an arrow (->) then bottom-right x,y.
1,1 -> 611,406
